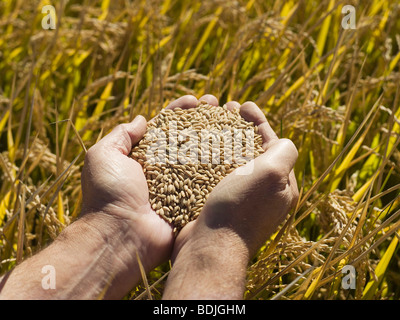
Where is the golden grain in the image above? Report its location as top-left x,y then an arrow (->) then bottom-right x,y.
130,102 -> 264,234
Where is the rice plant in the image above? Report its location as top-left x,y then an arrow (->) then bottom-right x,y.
0,0 -> 399,299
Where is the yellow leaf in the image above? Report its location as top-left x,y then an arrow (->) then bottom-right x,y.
57,193 -> 65,225
310,0 -> 335,67
99,0 -> 110,20
184,6 -> 223,71
0,190 -> 13,224
362,237 -> 398,299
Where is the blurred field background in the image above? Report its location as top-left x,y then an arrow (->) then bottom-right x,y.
1,0 -> 400,299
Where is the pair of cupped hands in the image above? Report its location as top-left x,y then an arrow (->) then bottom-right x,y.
81,94 -> 298,298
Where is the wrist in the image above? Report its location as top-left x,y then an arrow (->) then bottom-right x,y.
78,207 -> 154,271
177,224 -> 249,264
52,213 -> 144,299
0,213 -> 144,300
164,225 -> 249,299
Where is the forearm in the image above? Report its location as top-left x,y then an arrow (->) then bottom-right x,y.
0,212 -> 144,300
163,227 -> 249,300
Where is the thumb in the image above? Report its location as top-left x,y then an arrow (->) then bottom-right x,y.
265,138 -> 298,176
95,115 -> 147,155
252,138 -> 298,179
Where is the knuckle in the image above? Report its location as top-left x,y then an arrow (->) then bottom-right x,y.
266,166 -> 283,182
84,145 -> 97,162
116,123 -> 130,135
115,123 -> 134,150
259,161 -> 283,182
279,138 -> 298,157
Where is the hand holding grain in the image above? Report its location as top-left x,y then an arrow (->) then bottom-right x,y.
164,101 -> 299,299
80,114 -> 175,274
0,96 -> 297,300
197,101 -> 299,257
80,95 -> 220,272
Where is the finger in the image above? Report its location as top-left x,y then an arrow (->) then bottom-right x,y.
148,95 -> 199,126
171,220 -> 196,263
239,101 -> 278,150
255,138 -> 298,178
239,101 -> 267,125
198,94 -> 219,106
165,95 -> 199,110
224,101 -> 241,111
95,115 -> 147,155
234,138 -> 298,182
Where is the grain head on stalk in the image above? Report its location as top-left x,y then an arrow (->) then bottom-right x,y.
130,102 -> 265,234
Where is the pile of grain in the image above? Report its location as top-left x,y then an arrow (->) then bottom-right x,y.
130,102 -> 264,234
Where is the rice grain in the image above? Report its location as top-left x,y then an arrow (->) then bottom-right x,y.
130,102 -> 264,234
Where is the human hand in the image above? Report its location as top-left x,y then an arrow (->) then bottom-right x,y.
163,99 -> 298,299
173,100 -> 298,258
0,95 -> 225,300
80,94 -> 220,274
80,114 -> 173,272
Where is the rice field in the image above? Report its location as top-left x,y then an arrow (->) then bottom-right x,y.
0,0 -> 400,300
